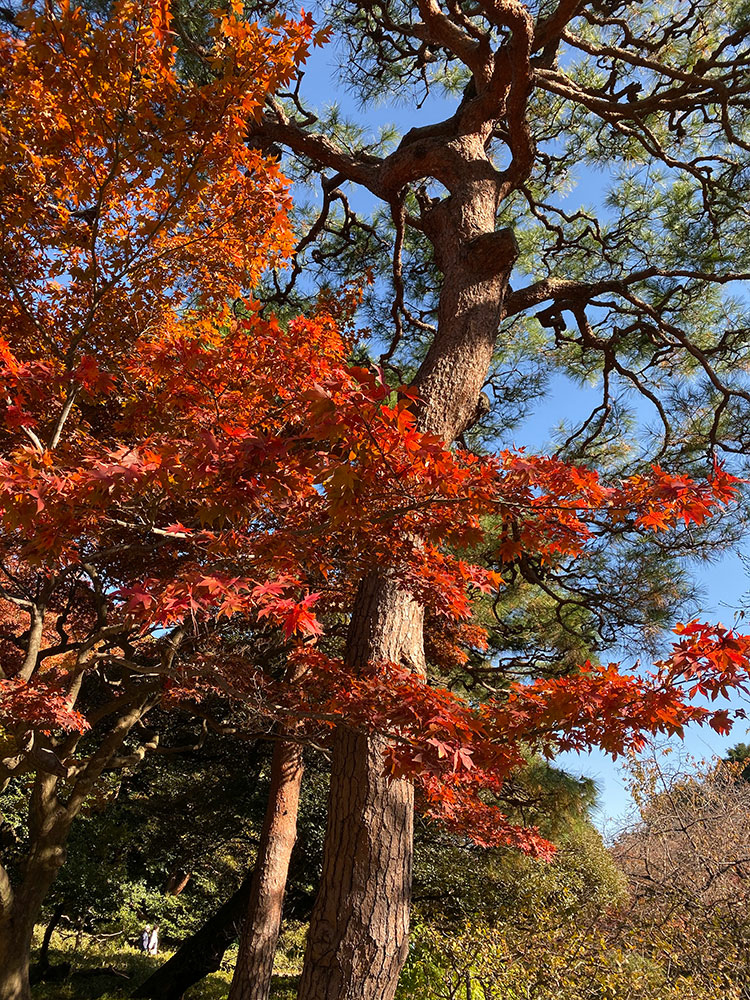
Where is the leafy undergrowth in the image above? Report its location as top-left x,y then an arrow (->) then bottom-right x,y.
30,928 -> 301,999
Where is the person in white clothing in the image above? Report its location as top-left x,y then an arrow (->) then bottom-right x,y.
147,925 -> 159,955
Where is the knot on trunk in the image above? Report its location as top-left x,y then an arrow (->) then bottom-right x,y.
457,391 -> 492,440
463,227 -> 518,280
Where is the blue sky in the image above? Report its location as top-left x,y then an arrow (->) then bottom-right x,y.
296,29 -> 750,829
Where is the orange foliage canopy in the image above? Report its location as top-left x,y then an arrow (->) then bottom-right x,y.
0,0 -> 314,362
1,0 -> 749,856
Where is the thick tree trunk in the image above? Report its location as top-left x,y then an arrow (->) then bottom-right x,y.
0,918 -> 35,1000
0,865 -> 62,1000
227,738 -> 304,1000
298,154 -> 517,1000
297,726 -> 414,1000
298,575 -> 425,1000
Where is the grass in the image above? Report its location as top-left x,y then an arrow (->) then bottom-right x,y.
30,928 -> 301,999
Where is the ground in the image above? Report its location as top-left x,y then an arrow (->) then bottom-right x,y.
30,929 -> 301,1000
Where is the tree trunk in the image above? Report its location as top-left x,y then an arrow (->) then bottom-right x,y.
298,151 -> 517,1000
34,901 -> 65,978
0,773 -> 72,1000
298,575 -> 425,1000
164,870 -> 192,895
133,872 -> 254,1000
227,738 -> 304,1000
0,694 -> 157,1000
0,917 -> 35,1000
0,864 -> 62,1000
297,726 -> 414,1000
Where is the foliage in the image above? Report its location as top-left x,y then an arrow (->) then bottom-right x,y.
613,752 -> 750,999
19,732 -> 328,942
399,819 -> 730,1000
0,0 -> 317,763
27,928 -> 296,999
4,3 -> 750,981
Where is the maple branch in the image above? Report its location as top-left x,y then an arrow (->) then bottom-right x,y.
104,729 -> 161,770
3,397 -> 45,453
62,692 -> 161,823
48,384 -> 79,451
19,603 -> 47,682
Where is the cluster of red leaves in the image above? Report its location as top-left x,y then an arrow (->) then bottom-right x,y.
0,0 -> 319,737
431,621 -> 749,847
0,673 -> 89,733
164,619 -> 750,855
3,296 -> 747,850
3,0 -> 750,856
4,313 -> 739,631
490,453 -> 740,566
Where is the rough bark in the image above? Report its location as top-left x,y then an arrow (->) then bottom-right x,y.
133,872 -> 254,1000
297,576 -> 425,1000
227,738 -> 304,1000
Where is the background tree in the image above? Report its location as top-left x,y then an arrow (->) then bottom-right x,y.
612,751 -> 750,999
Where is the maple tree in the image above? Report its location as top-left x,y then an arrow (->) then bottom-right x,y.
2,2 -> 750,1000
0,1 -> 318,996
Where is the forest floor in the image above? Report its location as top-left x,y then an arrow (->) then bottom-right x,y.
30,929 -> 300,999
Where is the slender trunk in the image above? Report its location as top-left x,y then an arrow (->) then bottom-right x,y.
164,870 -> 192,895
298,157 -> 517,1000
35,901 -> 65,975
227,738 -> 304,1000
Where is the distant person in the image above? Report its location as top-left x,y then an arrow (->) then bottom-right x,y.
148,925 -> 159,955
141,924 -> 151,952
